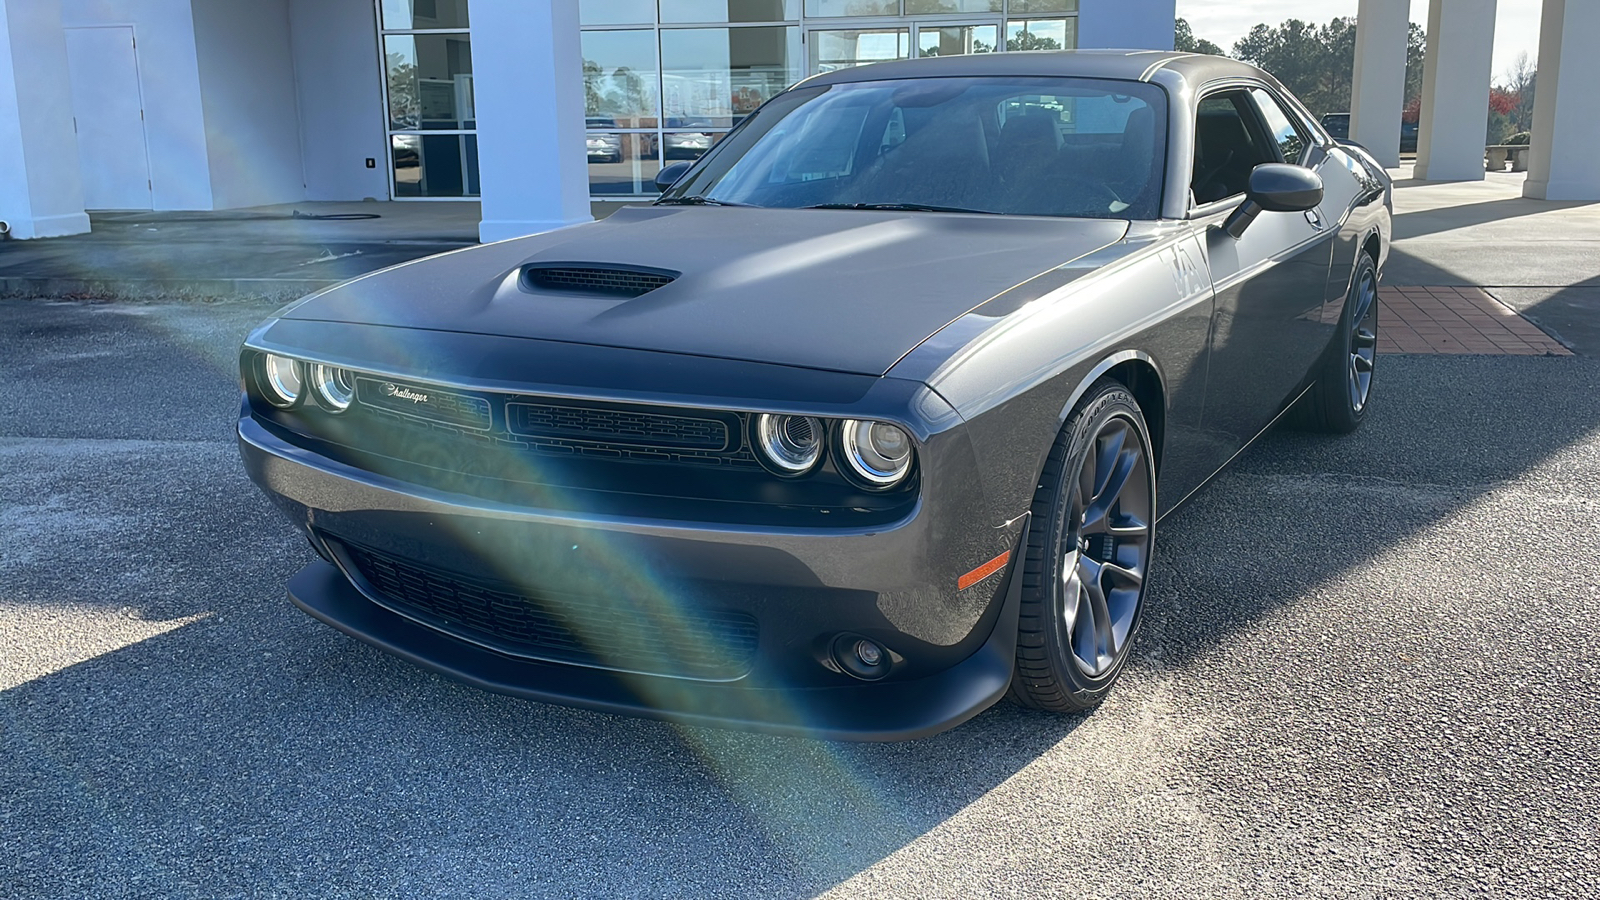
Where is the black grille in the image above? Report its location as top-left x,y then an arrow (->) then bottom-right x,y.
508,402 -> 730,450
522,266 -> 676,298
339,541 -> 759,680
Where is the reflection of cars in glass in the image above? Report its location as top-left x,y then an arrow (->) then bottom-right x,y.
240,52 -> 1390,741
662,118 -> 717,159
586,132 -> 622,163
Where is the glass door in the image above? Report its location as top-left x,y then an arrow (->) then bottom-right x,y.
914,22 -> 999,58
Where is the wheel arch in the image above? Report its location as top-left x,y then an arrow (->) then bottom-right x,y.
1055,350 -> 1167,476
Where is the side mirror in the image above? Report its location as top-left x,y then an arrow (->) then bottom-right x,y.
1222,163 -> 1325,238
655,161 -> 692,193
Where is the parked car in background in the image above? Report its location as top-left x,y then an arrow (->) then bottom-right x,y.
1320,112 -> 1419,154
586,116 -> 623,162
239,51 -> 1391,741
663,118 -> 718,159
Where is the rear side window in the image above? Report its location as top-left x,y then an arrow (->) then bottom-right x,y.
1249,88 -> 1309,165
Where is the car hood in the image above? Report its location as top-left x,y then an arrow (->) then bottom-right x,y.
284,206 -> 1129,376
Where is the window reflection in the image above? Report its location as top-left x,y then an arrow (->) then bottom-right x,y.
660,0 -> 799,22
804,0 -> 899,17
579,0 -> 657,26
904,0 -> 1001,13
1010,0 -> 1078,12
392,134 -> 479,197
809,28 -> 910,74
917,25 -> 998,57
661,27 -> 800,127
385,34 -> 475,130
380,0 -> 469,30
1005,18 -> 1075,51
588,133 -> 662,195
583,30 -> 661,126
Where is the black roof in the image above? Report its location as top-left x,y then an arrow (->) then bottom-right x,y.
803,49 -> 1266,90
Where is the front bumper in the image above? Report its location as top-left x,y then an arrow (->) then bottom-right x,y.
241,416 -> 1025,740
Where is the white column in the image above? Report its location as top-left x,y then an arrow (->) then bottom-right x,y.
1413,0 -> 1498,182
1349,0 -> 1409,168
471,0 -> 592,243
0,0 -> 89,239
1522,0 -> 1600,201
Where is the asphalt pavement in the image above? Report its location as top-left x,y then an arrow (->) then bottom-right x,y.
2,296 -> 1597,898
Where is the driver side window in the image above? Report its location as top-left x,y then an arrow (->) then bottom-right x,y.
1190,91 -> 1278,206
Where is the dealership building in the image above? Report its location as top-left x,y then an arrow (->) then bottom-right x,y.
2,0 -> 1596,243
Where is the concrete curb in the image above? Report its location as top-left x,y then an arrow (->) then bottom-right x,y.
0,276 -> 338,302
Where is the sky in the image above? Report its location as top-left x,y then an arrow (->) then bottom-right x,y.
1175,0 -> 1545,83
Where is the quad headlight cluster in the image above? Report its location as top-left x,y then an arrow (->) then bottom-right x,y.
751,413 -> 916,490
255,353 -> 357,413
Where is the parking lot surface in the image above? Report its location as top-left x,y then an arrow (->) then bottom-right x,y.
2,297 -> 1597,899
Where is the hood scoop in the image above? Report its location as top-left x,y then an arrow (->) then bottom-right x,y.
520,263 -> 678,299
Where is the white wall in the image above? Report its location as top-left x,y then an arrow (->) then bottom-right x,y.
61,0 -> 212,210
0,0 -> 90,238
290,0 -> 388,201
1078,0 -> 1177,51
190,0 -> 304,208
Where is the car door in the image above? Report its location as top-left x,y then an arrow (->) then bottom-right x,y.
1189,85 -> 1336,467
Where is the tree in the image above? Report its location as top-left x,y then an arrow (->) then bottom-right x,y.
1229,16 -> 1428,118
1501,51 -> 1537,133
1005,31 -> 1061,52
1174,18 -> 1224,56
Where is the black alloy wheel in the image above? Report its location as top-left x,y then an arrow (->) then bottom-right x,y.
1295,251 -> 1380,434
1011,379 -> 1156,712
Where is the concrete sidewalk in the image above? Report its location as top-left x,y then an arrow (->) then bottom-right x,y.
0,200 -> 634,301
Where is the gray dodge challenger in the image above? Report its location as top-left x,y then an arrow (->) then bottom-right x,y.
239,51 -> 1390,740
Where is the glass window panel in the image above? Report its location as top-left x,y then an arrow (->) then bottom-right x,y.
808,28 -> 910,75
1250,88 -> 1309,164
1005,18 -> 1075,51
582,30 -> 661,126
663,130 -> 727,161
588,133 -> 662,195
579,0 -> 657,26
384,35 -> 475,130
904,0 -> 1000,13
381,0 -> 470,30
661,27 -> 801,127
804,0 -> 899,17
1008,0 -> 1077,12
391,133 -> 478,197
916,24 -> 997,57
660,0 -> 799,23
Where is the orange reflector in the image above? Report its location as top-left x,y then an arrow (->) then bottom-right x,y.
957,550 -> 1012,591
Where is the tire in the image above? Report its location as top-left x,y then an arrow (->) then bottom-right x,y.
1010,379 -> 1157,713
1294,252 -> 1379,434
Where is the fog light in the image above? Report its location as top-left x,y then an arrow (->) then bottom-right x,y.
832,634 -> 890,681
854,640 -> 882,667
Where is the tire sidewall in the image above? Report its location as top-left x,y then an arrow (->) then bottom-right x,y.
1036,384 -> 1157,703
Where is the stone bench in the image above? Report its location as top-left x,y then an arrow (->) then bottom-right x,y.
1486,144 -> 1530,172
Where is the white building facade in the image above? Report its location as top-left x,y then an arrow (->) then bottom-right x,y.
0,0 -> 1176,241
12,0 -> 1596,243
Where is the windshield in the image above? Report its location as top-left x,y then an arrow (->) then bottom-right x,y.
662,76 -> 1168,220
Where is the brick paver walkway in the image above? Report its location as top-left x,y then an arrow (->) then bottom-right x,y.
1378,286 -> 1571,356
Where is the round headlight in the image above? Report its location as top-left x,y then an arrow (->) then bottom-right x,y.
753,413 -> 824,475
261,354 -> 303,408
310,364 -> 356,412
839,419 -> 914,488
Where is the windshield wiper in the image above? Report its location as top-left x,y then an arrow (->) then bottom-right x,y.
802,202 -> 999,214
655,195 -> 756,207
